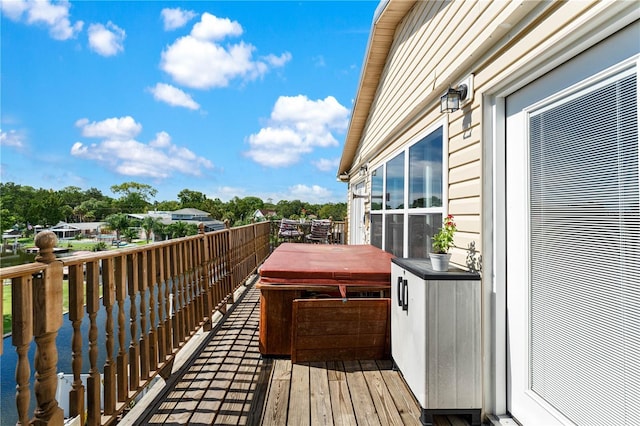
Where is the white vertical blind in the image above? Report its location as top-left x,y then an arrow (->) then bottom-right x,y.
529,71 -> 639,424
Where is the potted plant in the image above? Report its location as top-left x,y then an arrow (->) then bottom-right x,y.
430,214 -> 456,271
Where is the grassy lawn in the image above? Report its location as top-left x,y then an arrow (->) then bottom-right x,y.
3,281 -> 72,335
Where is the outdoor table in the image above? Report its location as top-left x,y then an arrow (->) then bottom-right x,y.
256,243 -> 394,358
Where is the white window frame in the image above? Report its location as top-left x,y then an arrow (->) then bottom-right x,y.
370,120 -> 448,257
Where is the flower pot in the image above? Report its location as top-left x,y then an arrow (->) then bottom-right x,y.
429,253 -> 451,272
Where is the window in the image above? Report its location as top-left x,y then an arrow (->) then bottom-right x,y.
370,124 -> 446,257
386,153 -> 404,209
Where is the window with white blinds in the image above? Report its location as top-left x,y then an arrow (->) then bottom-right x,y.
528,69 -> 639,424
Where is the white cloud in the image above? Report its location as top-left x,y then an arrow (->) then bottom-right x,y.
287,184 -> 334,204
71,127 -> 213,179
160,13 -> 291,89
245,95 -> 349,167
149,83 -> 200,110
76,116 -> 142,140
0,129 -> 26,148
191,13 -> 242,41
88,22 -> 125,56
210,186 -> 247,202
0,0 -> 83,40
313,158 -> 339,172
150,131 -> 171,148
161,7 -> 197,31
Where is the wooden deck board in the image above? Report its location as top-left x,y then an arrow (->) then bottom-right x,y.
309,362 -> 333,426
135,283 -> 472,426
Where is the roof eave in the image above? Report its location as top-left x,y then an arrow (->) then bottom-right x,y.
338,0 -> 416,180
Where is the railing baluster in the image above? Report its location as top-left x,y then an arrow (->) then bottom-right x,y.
201,232 -> 212,331
189,239 -> 197,331
102,257 -> 116,415
68,263 -> 84,423
191,238 -> 198,327
182,242 -> 190,336
148,248 -> 158,372
115,255 -> 129,402
163,245 -> 173,357
12,275 -> 33,425
138,251 -> 149,381
176,244 -> 185,344
171,244 -> 179,350
32,231 -> 64,425
127,253 -> 140,392
86,261 -> 100,426
156,246 -> 166,362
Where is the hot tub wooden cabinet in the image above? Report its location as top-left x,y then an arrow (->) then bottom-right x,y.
257,243 -> 394,359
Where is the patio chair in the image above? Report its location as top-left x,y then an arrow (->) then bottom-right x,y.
305,219 -> 332,244
278,219 -> 303,242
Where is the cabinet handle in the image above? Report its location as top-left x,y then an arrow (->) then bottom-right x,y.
402,279 -> 408,311
397,276 -> 403,307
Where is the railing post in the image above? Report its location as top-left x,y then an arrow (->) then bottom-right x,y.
32,231 -> 64,425
199,224 -> 213,331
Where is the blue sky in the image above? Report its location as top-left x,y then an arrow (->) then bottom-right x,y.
1,0 -> 378,204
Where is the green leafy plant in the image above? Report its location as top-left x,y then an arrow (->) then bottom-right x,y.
431,214 -> 457,254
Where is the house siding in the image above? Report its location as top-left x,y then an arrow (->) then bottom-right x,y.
347,0 -> 629,265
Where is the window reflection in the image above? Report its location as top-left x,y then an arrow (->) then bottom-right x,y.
408,214 -> 442,257
409,128 -> 443,208
386,153 -> 404,209
385,214 -> 404,257
371,214 -> 382,248
371,166 -> 383,211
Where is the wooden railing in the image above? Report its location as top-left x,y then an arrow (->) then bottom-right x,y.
0,222 -> 270,425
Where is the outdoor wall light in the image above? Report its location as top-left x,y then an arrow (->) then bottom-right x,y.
359,165 -> 368,176
440,84 -> 468,113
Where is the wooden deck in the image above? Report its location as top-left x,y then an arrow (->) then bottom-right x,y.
134,283 -> 471,425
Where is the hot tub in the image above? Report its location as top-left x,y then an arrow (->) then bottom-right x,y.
257,243 -> 394,358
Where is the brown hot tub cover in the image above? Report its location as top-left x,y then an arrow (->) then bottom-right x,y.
259,243 -> 394,286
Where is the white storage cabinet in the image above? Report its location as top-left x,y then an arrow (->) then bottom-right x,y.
391,258 -> 481,426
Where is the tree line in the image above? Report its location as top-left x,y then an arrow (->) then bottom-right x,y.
0,181 -> 347,233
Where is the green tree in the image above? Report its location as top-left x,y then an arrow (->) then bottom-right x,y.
166,221 -> 198,239
111,182 -> 157,213
177,189 -> 207,208
122,227 -> 139,243
152,221 -> 168,241
203,198 -> 225,220
0,208 -> 18,232
319,203 -> 347,221
140,216 -> 160,243
276,199 -> 304,219
154,200 -> 180,211
103,213 -> 130,242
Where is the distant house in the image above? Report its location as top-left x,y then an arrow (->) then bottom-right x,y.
143,208 -> 225,232
48,222 -> 104,239
253,209 -> 277,221
339,2 -> 638,425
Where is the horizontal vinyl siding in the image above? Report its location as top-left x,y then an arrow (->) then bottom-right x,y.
356,0 -> 607,260
359,1 -> 521,160
473,1 -> 599,92
356,1 -> 529,263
